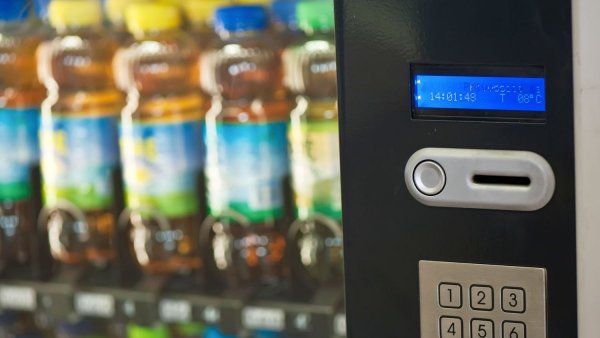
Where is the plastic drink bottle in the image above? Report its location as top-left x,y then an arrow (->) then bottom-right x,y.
286,0 -> 343,287
0,0 -> 45,270
38,0 -> 124,266
204,5 -> 290,288
119,2 -> 206,274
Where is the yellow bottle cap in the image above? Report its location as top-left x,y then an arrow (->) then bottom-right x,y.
105,0 -> 151,25
183,0 -> 233,24
125,2 -> 182,35
48,0 -> 103,30
234,0 -> 271,6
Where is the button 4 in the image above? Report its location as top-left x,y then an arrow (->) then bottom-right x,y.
439,283 -> 462,309
440,316 -> 463,338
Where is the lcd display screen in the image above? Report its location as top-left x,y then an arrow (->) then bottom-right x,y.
412,65 -> 547,121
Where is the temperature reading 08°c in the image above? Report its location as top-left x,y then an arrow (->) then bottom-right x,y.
414,75 -> 546,112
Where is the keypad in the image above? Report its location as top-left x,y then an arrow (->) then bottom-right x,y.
419,261 -> 546,338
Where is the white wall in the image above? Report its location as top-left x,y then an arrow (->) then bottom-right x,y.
573,0 -> 600,336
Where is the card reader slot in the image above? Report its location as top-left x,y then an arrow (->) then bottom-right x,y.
472,174 -> 531,187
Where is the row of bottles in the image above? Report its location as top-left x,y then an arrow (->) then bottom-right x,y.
0,0 -> 342,330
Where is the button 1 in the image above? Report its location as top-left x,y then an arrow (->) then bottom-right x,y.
438,283 -> 462,309
502,287 -> 526,313
502,321 -> 526,338
440,316 -> 463,338
471,319 -> 494,338
413,160 -> 446,196
470,285 -> 494,311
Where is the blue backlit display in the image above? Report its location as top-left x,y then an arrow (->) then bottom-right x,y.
414,75 -> 546,112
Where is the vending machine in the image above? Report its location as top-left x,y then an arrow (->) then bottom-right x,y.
334,0 -> 599,337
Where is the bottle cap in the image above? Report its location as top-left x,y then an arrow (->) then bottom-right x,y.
173,323 -> 205,337
127,324 -> 170,338
183,0 -> 232,24
33,0 -> 51,20
254,330 -> 282,338
48,0 -> 103,29
105,0 -> 151,25
125,2 -> 181,35
297,0 -> 335,33
214,5 -> 268,33
0,0 -> 29,22
234,0 -> 271,6
271,0 -> 299,29
204,327 -> 238,338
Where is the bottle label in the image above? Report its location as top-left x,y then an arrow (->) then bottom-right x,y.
206,121 -> 289,222
41,114 -> 119,211
289,120 -> 342,220
0,108 -> 40,201
121,119 -> 204,218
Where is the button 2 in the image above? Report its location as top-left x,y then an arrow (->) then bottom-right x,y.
503,321 -> 526,338
438,283 -> 462,309
470,285 -> 494,311
471,319 -> 494,338
502,287 -> 526,313
440,316 -> 463,338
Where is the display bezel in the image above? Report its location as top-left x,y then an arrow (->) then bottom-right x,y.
411,64 -> 547,122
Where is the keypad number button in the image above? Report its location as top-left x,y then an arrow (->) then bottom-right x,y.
470,285 -> 494,311
502,287 -> 526,313
471,319 -> 494,338
439,283 -> 462,309
440,316 -> 463,338
503,321 -> 526,338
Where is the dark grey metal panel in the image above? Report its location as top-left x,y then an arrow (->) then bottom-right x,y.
334,0 -> 576,337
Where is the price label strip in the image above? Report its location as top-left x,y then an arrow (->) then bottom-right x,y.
334,314 -> 347,337
159,299 -> 192,323
0,285 -> 36,311
74,292 -> 115,318
242,307 -> 286,331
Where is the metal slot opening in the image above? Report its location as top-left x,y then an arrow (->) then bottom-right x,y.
472,175 -> 531,186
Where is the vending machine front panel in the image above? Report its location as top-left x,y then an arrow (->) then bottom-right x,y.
334,0 -> 576,337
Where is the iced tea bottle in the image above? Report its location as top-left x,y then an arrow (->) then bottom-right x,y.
38,0 -> 123,266
204,5 -> 290,288
286,0 -> 343,287
0,0 -> 45,270
119,2 -> 206,275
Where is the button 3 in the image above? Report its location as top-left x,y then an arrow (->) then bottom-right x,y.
413,160 -> 446,196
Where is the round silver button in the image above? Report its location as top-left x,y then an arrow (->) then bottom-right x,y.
413,160 -> 446,196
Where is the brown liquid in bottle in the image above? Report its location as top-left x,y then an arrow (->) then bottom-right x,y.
120,3 -> 206,275
204,5 -> 291,288
39,2 -> 124,266
0,19 -> 45,269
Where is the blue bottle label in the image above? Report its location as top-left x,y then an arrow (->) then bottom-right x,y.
205,121 -> 289,222
0,107 -> 40,201
120,118 -> 204,218
40,114 -> 119,211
